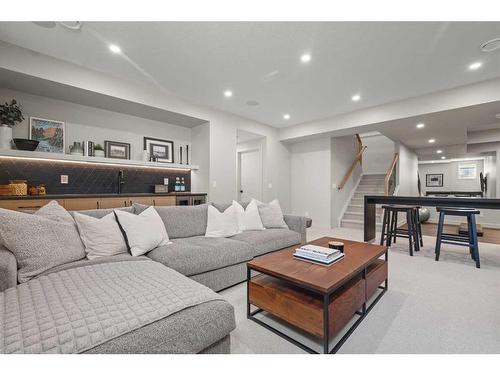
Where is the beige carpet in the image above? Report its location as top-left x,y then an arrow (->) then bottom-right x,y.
220,226 -> 500,353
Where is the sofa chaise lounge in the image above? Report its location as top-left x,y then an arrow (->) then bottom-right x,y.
0,202 -> 311,354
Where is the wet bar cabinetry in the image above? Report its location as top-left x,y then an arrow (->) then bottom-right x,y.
0,193 -> 206,211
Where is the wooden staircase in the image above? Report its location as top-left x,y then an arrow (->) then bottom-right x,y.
340,174 -> 385,230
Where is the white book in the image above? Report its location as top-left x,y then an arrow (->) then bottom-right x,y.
298,244 -> 339,258
295,249 -> 338,261
294,249 -> 344,262
293,253 -> 345,266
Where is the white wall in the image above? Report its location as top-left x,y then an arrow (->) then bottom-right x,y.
290,137 -> 331,228
361,134 -> 395,175
190,122 -> 210,193
1,88 -> 191,161
418,159 -> 484,195
0,42 -> 291,210
331,135 -> 363,227
396,142 -> 419,196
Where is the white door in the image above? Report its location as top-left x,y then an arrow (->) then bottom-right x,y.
239,149 -> 262,202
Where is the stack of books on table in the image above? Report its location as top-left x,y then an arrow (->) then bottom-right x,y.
293,244 -> 345,266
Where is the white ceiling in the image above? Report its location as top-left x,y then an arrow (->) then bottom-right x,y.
1,22 -> 500,128
375,101 -> 500,160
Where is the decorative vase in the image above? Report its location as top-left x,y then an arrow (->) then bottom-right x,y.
94,150 -> 105,157
0,124 -> 13,150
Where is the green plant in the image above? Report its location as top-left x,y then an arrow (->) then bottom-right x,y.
94,144 -> 104,151
0,99 -> 24,127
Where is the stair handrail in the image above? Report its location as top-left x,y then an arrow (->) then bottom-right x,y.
384,152 -> 399,196
338,135 -> 367,190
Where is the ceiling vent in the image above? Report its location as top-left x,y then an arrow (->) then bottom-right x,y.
480,38 -> 500,52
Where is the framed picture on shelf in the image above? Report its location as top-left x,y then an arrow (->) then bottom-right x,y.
29,117 -> 65,153
426,173 -> 443,187
143,136 -> 174,163
104,140 -> 131,160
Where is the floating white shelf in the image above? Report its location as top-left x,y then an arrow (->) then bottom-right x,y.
0,149 -> 199,171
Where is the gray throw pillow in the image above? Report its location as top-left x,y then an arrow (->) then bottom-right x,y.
255,199 -> 289,229
133,203 -> 208,239
70,205 -> 135,219
0,201 -> 86,283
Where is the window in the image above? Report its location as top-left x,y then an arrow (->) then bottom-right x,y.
458,163 -> 477,179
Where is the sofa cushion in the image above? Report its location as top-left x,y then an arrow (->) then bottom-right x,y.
230,228 -> 301,256
73,212 -> 128,259
147,236 -> 254,276
0,204 -> 86,283
255,199 -> 288,229
71,206 -> 135,219
134,203 -> 208,239
212,201 -> 249,212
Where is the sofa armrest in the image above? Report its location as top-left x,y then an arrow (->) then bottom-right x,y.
283,215 -> 312,244
0,245 -> 17,292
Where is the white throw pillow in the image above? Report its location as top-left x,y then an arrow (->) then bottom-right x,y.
73,212 -> 128,259
232,200 -> 265,231
254,198 -> 288,229
114,206 -> 171,256
205,204 -> 240,238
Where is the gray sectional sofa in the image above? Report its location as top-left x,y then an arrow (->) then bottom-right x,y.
0,202 -> 311,354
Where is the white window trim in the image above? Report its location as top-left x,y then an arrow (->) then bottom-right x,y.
457,163 -> 477,180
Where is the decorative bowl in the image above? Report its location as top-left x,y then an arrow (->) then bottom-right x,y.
13,138 -> 39,151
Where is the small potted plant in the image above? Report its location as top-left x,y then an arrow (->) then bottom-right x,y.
0,99 -> 24,150
94,144 -> 105,157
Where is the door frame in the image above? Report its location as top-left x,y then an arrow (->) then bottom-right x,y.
237,146 -> 263,202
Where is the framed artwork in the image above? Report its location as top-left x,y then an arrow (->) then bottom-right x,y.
426,173 -> 443,187
104,140 -> 131,160
29,117 -> 65,153
143,137 -> 174,163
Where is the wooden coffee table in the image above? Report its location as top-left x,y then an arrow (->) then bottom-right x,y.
247,237 -> 388,354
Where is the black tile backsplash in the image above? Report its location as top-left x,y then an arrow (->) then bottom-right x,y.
0,158 -> 191,194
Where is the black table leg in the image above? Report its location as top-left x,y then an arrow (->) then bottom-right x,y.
323,294 -> 330,354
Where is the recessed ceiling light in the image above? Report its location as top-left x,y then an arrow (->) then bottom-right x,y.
428,138 -> 436,143
468,61 -> 482,70
495,113 -> 500,119
300,54 -> 311,63
283,114 -> 291,120
109,44 -> 121,54
223,90 -> 233,98
436,150 -> 443,154
351,94 -> 361,102
416,123 -> 425,129
441,156 -> 446,160
480,38 -> 500,53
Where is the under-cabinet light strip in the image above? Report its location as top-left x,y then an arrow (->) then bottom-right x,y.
0,155 -> 192,172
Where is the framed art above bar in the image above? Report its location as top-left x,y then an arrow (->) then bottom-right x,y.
29,117 -> 65,153
426,173 -> 443,187
104,140 -> 131,160
144,136 -> 174,163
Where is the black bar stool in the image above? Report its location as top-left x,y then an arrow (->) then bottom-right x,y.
380,205 -> 422,256
435,207 -> 480,268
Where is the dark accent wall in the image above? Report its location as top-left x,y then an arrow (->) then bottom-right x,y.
0,158 -> 191,194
